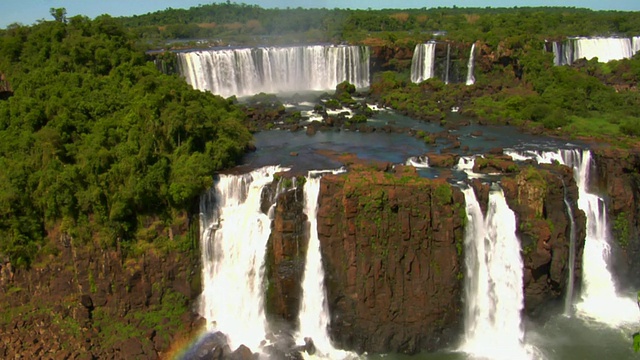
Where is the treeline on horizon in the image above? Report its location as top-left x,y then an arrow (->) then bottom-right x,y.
114,2 -> 640,45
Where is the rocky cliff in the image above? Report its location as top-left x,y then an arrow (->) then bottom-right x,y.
265,184 -> 308,326
261,157 -> 586,355
593,147 -> 640,289
500,163 -> 586,314
316,165 -> 465,354
0,223 -> 202,359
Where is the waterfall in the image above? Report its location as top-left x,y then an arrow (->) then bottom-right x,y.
552,42 -> 562,66
553,37 -> 634,65
455,156 -> 486,180
460,186 -> 531,360
411,42 -> 436,83
177,45 -> 370,98
405,155 -> 430,168
466,43 -> 476,85
297,174 -> 330,351
444,43 -> 451,84
199,165 -> 287,351
454,156 -> 475,172
562,179 -> 577,316
560,150 -> 639,325
504,149 -> 639,326
633,36 -> 640,55
296,170 -> 354,359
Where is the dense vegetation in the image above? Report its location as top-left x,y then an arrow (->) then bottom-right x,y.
370,47 -> 640,140
0,12 -> 252,267
114,3 -> 640,46
118,3 -> 640,140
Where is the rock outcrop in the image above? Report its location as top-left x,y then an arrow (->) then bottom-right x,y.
0,72 -> 12,100
262,157 -> 586,354
501,163 -> 586,315
265,184 -> 308,324
369,44 -> 414,73
0,228 -> 202,359
316,165 -> 465,354
593,147 -> 640,289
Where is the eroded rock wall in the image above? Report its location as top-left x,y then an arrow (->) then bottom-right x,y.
501,164 -> 586,315
264,185 -> 308,325
316,166 -> 465,354
0,234 -> 201,359
593,148 -> 640,289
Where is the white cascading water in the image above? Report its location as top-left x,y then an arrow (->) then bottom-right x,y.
405,155 -> 430,168
562,179 -> 577,316
455,156 -> 475,172
444,43 -> 451,84
559,150 -> 639,325
177,45 -> 370,98
199,165 -> 288,351
504,149 -> 639,325
455,156 -> 487,180
296,170 -> 355,359
553,37 -> 634,65
633,36 -> 640,55
460,186 -> 531,360
466,43 -> 476,85
552,42 -> 568,67
411,42 -> 437,83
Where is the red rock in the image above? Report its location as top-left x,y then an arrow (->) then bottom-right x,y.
316,169 -> 464,354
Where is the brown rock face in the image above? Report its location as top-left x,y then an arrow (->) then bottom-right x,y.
265,185 -> 308,324
426,153 -> 459,168
316,166 -> 464,354
0,72 -> 12,99
0,235 -> 201,359
369,45 -> 414,73
593,148 -> 640,288
472,155 -> 519,174
501,164 -> 586,314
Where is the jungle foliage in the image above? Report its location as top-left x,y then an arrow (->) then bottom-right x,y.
369,43 -> 640,139
0,13 -> 252,267
112,3 -> 640,46
116,3 -> 640,139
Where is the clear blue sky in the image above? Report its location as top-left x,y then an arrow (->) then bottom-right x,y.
1,0 -> 639,29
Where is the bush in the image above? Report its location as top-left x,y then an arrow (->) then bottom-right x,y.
621,118 -> 640,136
351,114 -> 368,123
325,99 -> 341,110
335,80 -> 356,95
542,109 -> 570,129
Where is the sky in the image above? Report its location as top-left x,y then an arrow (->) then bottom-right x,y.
1,0 -> 639,29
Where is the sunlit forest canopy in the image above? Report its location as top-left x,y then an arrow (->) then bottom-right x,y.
114,3 -> 640,45
0,13 -> 252,266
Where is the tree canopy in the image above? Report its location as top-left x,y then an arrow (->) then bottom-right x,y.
0,13 -> 252,266
112,4 -> 640,46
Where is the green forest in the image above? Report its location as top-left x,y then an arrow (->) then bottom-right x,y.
0,12 -> 252,267
122,3 -> 640,138
117,3 -> 640,45
1,4 -> 640,268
